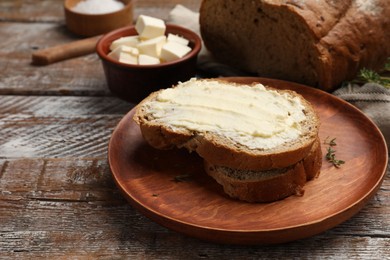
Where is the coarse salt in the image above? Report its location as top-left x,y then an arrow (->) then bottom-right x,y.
72,0 -> 125,15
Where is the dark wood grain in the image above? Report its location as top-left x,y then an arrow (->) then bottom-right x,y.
0,0 -> 389,258
0,96 -> 132,158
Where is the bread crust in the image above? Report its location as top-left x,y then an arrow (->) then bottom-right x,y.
133,78 -> 320,171
303,136 -> 322,181
200,0 -> 390,91
204,137 -> 322,203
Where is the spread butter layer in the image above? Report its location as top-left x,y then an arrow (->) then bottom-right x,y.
143,79 -> 306,149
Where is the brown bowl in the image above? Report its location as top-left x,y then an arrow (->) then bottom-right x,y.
96,24 -> 202,103
64,0 -> 133,37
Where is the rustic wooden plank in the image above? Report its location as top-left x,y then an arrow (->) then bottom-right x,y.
0,95 -> 132,159
1,0 -> 389,257
0,33 -> 100,95
0,0 -> 201,22
0,0 -> 64,23
0,95 -> 131,115
0,234 -> 388,259
0,22 -> 109,96
0,114 -> 114,158
0,0 -> 201,96
0,158 -> 388,258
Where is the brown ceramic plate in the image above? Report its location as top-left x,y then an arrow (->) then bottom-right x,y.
108,77 -> 388,245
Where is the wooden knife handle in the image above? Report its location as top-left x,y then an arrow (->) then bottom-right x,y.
31,36 -> 101,65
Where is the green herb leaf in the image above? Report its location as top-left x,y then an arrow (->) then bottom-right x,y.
347,57 -> 390,88
324,136 -> 337,146
324,137 -> 345,168
325,146 -> 345,168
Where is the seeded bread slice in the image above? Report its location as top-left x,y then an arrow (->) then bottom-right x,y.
133,78 -> 320,171
204,137 -> 322,203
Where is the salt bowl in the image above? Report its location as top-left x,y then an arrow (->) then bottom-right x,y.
64,0 -> 133,37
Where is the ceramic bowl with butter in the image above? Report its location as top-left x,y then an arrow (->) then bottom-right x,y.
96,24 -> 202,103
64,0 -> 133,37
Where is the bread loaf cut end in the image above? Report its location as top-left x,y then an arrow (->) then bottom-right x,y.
200,0 -> 390,91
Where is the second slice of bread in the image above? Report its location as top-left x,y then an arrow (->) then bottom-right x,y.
204,137 -> 322,203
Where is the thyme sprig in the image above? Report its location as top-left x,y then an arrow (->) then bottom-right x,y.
349,57 -> 390,88
324,136 -> 337,147
356,68 -> 390,87
324,137 -> 345,168
325,147 -> 345,168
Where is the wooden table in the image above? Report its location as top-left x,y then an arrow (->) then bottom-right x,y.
0,0 -> 388,258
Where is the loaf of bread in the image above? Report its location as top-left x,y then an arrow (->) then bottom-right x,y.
133,78 -> 321,202
199,0 -> 390,91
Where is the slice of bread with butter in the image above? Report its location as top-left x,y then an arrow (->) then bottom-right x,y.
133,78 -> 321,202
